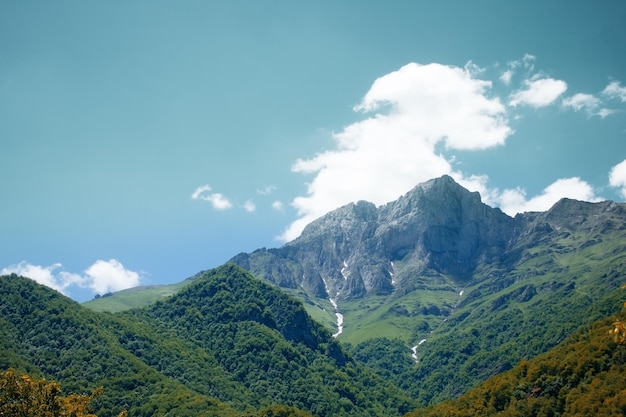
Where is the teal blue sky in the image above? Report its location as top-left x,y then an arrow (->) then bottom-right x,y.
2,1 -> 626,301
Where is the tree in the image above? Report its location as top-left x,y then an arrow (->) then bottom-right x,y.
610,284 -> 626,344
0,369 -> 126,417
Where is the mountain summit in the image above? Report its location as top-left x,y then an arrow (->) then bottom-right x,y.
231,175 -> 515,300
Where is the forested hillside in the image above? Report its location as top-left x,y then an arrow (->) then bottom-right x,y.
404,313 -> 626,416
0,267 -> 414,417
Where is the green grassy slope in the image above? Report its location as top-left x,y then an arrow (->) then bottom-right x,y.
82,276 -> 198,312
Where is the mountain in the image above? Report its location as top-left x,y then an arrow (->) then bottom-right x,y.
0,266 -> 415,417
229,175 -> 626,404
76,175 -> 626,408
231,175 -> 514,300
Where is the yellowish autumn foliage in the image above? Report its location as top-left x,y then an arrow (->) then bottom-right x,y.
0,369 -> 126,417
609,284 -> 626,344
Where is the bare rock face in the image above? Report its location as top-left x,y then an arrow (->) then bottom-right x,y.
229,175 -> 626,301
374,175 -> 515,279
230,176 -> 514,300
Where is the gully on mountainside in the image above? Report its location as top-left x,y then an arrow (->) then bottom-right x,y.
411,287 -> 465,363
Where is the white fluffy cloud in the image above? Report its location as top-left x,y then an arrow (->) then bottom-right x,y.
1,262 -> 69,292
609,159 -> 626,198
495,177 -> 599,215
509,77 -> 567,107
191,184 -> 233,210
1,259 -> 141,295
280,62 -> 512,241
82,259 -> 141,294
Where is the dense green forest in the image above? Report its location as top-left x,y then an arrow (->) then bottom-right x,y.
405,313 -> 626,416
0,267 -> 414,416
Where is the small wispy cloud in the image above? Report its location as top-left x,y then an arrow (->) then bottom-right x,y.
271,200 -> 284,211
500,70 -> 514,86
499,53 -> 536,86
242,200 -> 256,212
603,81 -> 626,102
509,77 -> 567,108
1,259 -> 142,295
562,93 -> 613,118
562,93 -> 601,111
191,184 -> 233,210
256,185 -> 277,195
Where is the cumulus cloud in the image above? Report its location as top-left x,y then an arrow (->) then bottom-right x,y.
272,200 -> 284,211
495,177 -> 599,215
191,184 -> 233,210
1,262 -> 69,292
603,81 -> 626,102
609,159 -> 626,198
509,77 -> 567,107
83,259 -> 141,294
279,62 -> 513,241
1,259 -> 141,295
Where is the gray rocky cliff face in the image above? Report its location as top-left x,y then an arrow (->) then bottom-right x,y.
230,176 -> 626,301
375,175 -> 515,279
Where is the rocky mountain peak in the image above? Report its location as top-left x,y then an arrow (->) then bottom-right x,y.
232,176 -> 518,300
297,200 -> 378,244
375,175 -> 515,280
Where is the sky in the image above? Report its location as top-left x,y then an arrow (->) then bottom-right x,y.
2,1 -> 626,302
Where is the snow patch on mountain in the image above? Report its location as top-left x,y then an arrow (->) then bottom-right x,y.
411,339 -> 427,362
322,276 -> 344,338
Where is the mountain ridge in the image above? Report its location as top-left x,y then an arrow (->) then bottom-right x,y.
77,175 -> 626,407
